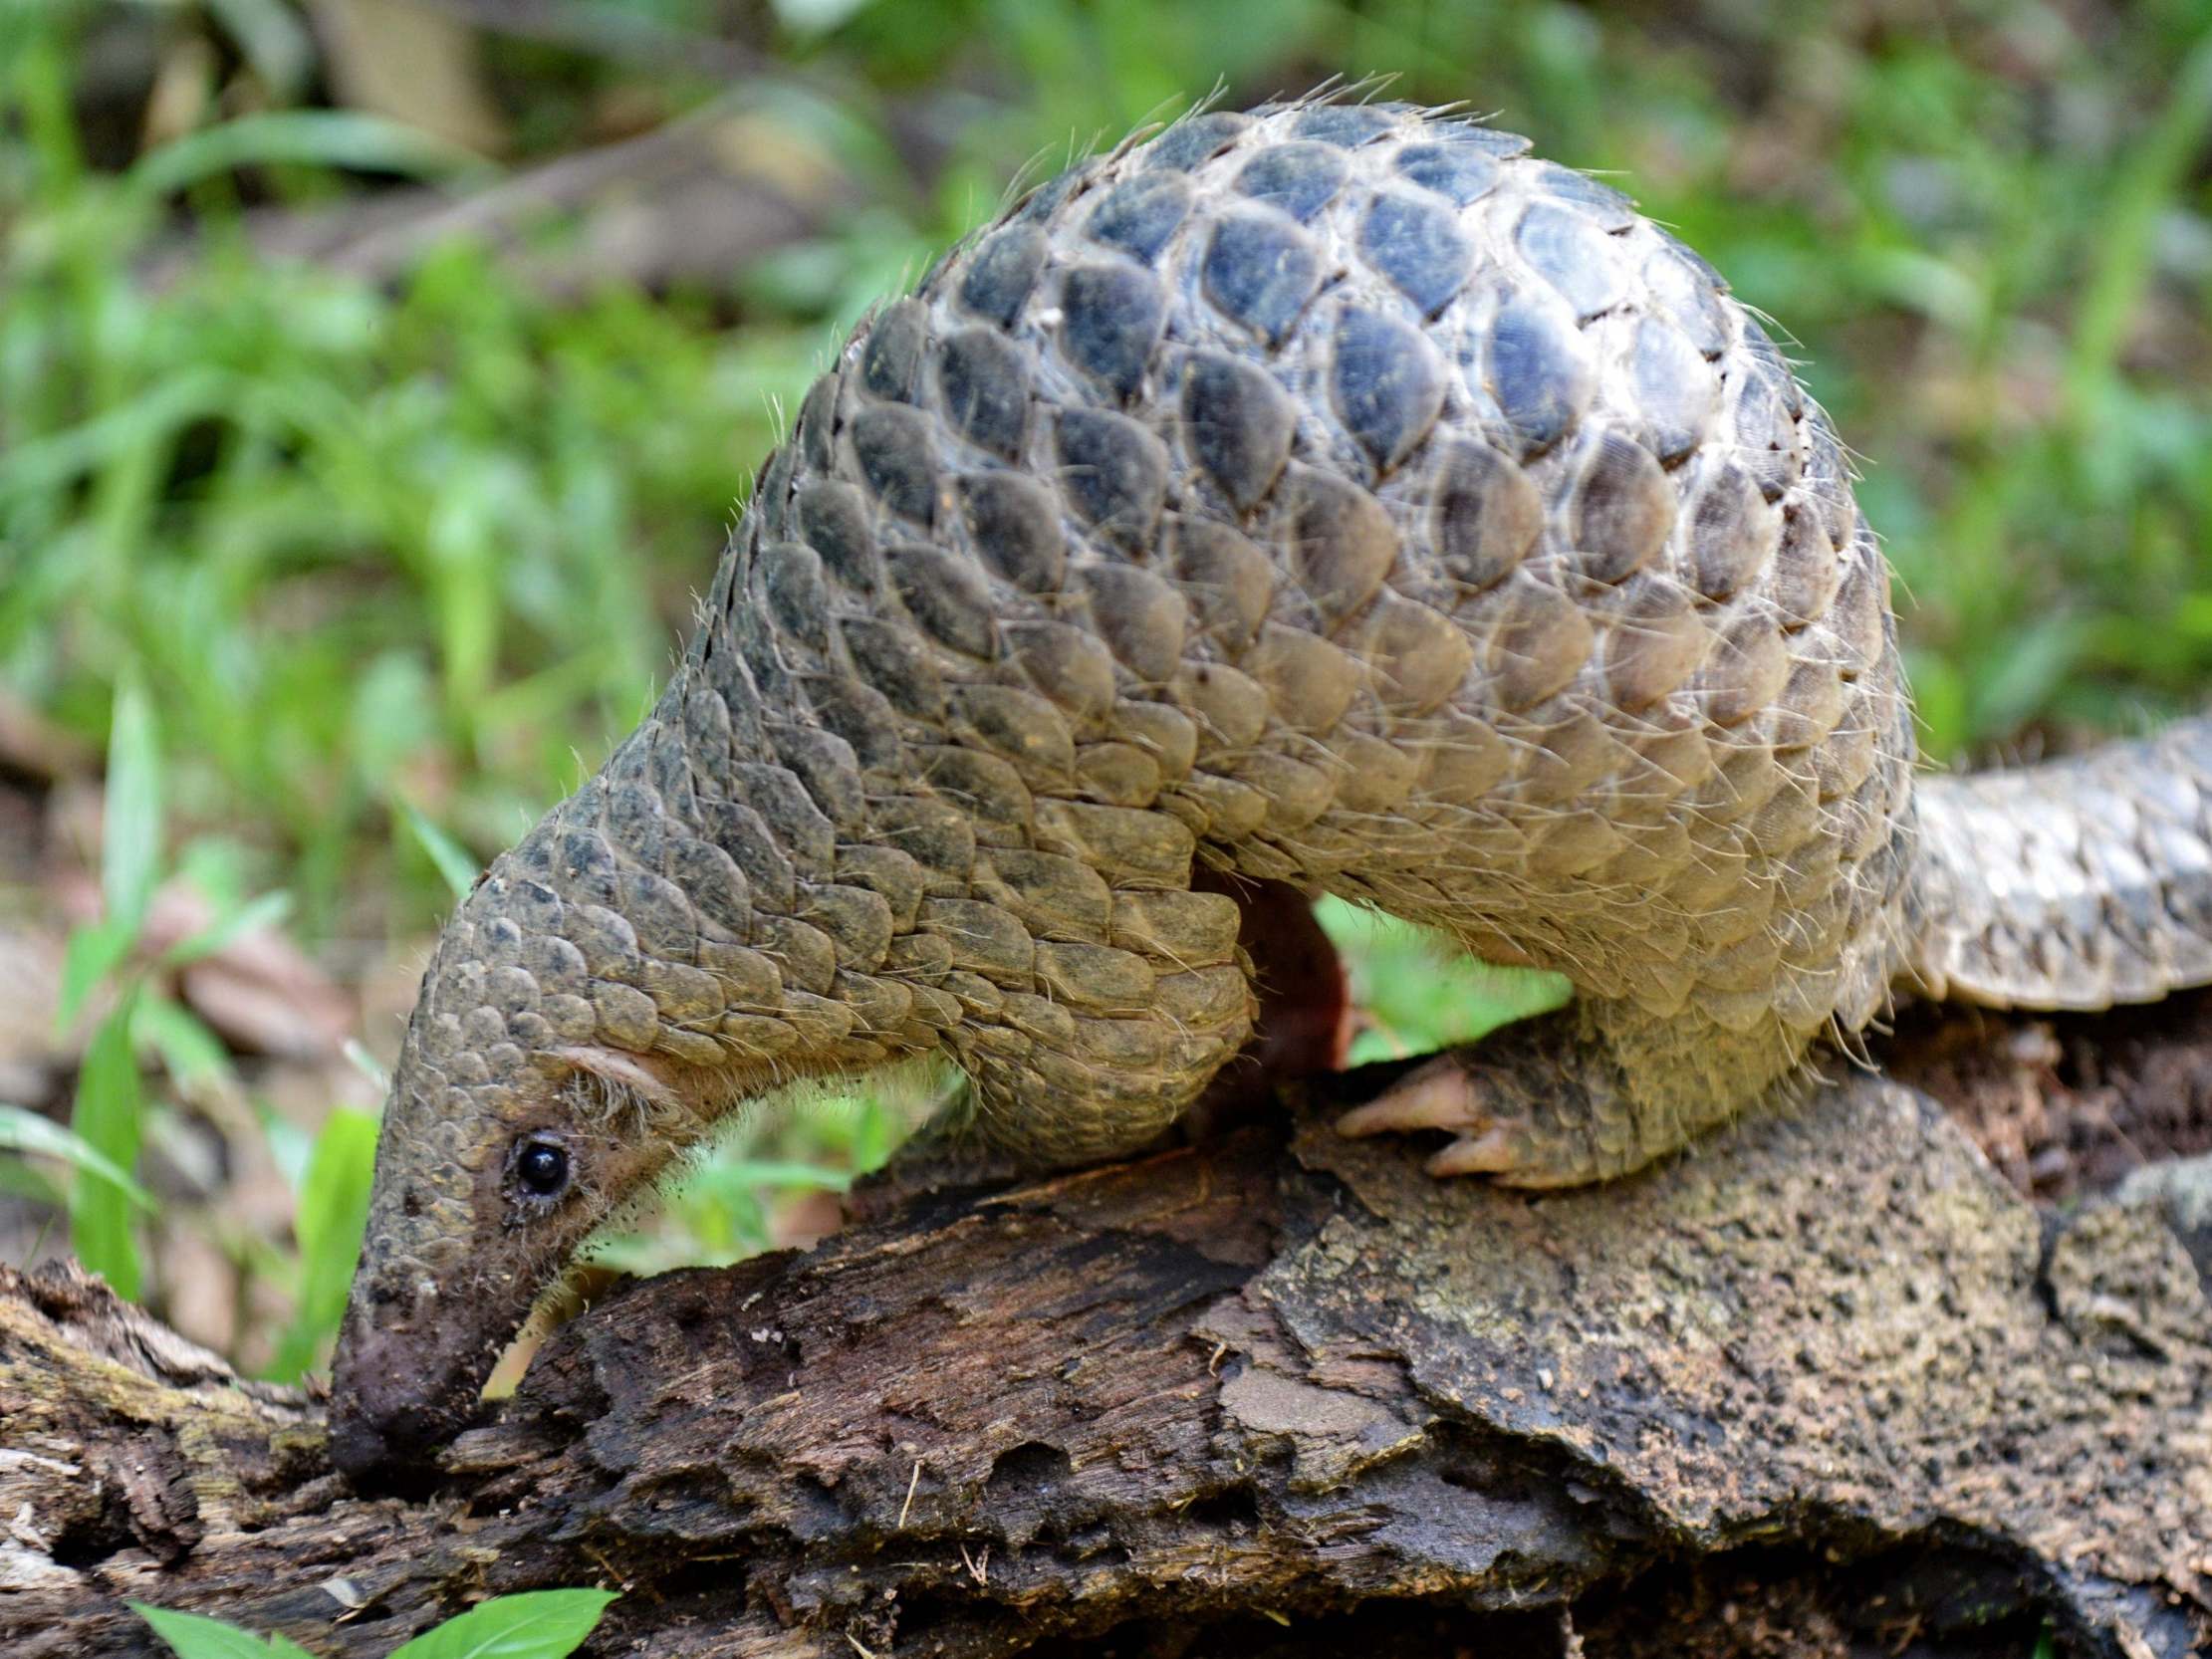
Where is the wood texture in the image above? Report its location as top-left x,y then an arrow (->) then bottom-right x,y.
3,1067 -> 2208,1658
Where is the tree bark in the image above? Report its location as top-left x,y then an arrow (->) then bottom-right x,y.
4,1043 -> 2210,1658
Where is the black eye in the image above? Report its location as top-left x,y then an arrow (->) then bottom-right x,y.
514,1138 -> 570,1198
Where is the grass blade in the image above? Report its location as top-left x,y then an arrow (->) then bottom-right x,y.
129,110 -> 486,197
0,1101 -> 154,1209
68,995 -> 146,1300
102,676 -> 162,941
161,889 -> 295,969
265,1107 -> 379,1382
402,801 -> 482,901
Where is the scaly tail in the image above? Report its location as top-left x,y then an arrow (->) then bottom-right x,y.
1907,715 -> 2212,1011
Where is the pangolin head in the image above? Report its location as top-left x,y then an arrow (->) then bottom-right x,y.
327,820 -> 738,1486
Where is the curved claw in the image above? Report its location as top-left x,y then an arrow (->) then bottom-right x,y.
1334,1052 -> 1581,1186
1335,1061 -> 1482,1139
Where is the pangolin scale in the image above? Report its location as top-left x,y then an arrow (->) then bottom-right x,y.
330,100 -> 2212,1481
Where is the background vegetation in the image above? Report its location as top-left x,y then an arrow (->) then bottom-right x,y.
4,0 -> 2210,1381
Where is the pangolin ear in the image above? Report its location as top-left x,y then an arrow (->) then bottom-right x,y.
546,1046 -> 684,1114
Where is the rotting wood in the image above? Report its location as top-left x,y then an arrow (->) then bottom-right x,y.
2,1062 -> 2207,1659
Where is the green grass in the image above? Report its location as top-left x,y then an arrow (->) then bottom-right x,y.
3,0 -> 2210,1371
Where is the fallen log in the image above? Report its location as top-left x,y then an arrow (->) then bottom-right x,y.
3,1060 -> 2207,1657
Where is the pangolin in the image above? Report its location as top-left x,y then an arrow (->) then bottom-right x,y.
328,99 -> 2212,1481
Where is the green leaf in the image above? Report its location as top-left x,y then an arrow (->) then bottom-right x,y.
58,915 -> 136,1032
70,994 -> 146,1299
130,1602 -> 316,1659
386,1589 -> 620,1659
128,111 -> 486,197
103,676 -> 163,941
0,1101 -> 154,1209
264,1107 -> 378,1382
401,802 -> 482,902
134,994 -> 237,1091
708,1158 -> 855,1192
162,889 -> 295,969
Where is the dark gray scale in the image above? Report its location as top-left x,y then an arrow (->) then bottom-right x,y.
759,542 -> 832,652
1291,104 -> 1399,147
889,543 -> 1000,659
1332,307 -> 1446,474
1142,111 -> 1251,173
1235,141 -> 1350,222
937,328 -> 1031,460
797,372 -> 839,472
696,618 -> 769,755
1361,192 -> 1473,318
1393,141 -> 1502,206
605,780 -> 668,870
1569,432 -> 1675,585
1515,201 -> 1622,322
1437,123 -> 1533,157
1080,565 -> 1186,682
1627,316 -> 1717,466
1528,160 -> 1638,230
1203,209 -> 1322,346
1056,408 -> 1168,552
1013,157 -> 1097,225
772,725 -> 869,830
1741,322 -> 1806,419
851,404 -> 939,525
730,764 -> 838,875
555,815 -> 621,909
801,671 -> 904,773
1732,367 -> 1801,504
1181,351 -> 1298,511
644,720 -> 699,826
619,865 -> 708,961
1087,170 -> 1192,263
1642,241 -> 1733,360
840,614 -> 947,721
1687,460 -> 1775,601
860,299 -> 929,401
1485,295 -> 1594,458
731,582 -> 797,705
796,480 -> 880,595
958,223 -> 1049,328
958,472 -> 1067,593
1430,439 -> 1542,592
753,441 -> 800,540
1060,263 -> 1167,399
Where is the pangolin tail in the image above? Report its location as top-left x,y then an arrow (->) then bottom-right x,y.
1907,715 -> 2212,1011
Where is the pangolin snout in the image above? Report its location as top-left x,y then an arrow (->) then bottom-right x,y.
327,1290 -> 499,1490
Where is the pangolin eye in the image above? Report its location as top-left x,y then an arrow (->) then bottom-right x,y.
513,1137 -> 570,1198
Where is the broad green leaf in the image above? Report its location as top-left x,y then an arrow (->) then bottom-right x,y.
103,676 -> 162,941
129,111 -> 485,197
386,1588 -> 619,1659
130,1602 -> 316,1659
401,802 -> 481,902
0,1101 -> 154,1209
264,1107 -> 378,1382
69,995 -> 145,1299
162,889 -> 295,969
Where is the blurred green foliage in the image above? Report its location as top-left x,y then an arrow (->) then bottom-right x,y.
5,0 -> 2212,1365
